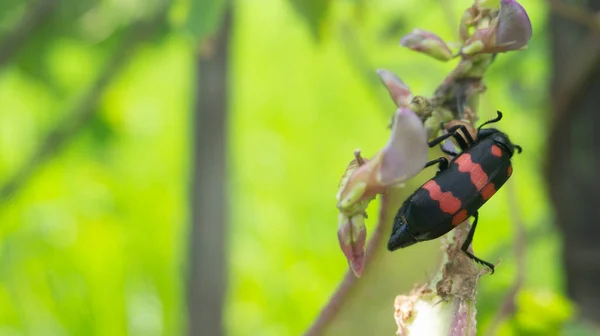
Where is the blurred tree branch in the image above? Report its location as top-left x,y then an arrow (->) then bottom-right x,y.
0,3 -> 170,205
547,0 -> 600,34
187,5 -> 231,336
0,0 -> 59,69
547,0 -> 600,324
546,0 -> 600,131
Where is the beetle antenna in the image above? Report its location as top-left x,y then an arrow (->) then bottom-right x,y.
514,144 -> 523,154
478,111 -> 503,130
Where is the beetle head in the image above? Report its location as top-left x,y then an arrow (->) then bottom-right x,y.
476,110 -> 523,157
478,128 -> 522,157
387,213 -> 418,251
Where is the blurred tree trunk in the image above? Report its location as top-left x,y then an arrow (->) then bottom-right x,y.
0,0 -> 58,69
548,0 -> 600,323
188,8 -> 231,336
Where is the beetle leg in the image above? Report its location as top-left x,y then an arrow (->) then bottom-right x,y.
450,124 -> 476,148
428,129 -> 457,148
460,211 -> 496,274
424,157 -> 449,172
442,124 -> 475,149
428,124 -> 475,151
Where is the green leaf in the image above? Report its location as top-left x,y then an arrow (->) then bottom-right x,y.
185,0 -> 227,41
287,0 -> 331,41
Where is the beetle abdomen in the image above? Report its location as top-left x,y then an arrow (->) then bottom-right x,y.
402,141 -> 513,242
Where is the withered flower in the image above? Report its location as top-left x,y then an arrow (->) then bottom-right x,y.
336,107 -> 428,276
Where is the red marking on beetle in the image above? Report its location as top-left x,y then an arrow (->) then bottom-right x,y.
452,209 -> 468,226
455,154 -> 489,190
481,183 -> 497,201
507,165 -> 513,177
422,180 -> 462,214
491,145 -> 502,157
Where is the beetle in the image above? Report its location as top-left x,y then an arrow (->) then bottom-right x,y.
387,111 -> 522,273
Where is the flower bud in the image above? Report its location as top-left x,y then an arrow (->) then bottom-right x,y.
400,29 -> 453,62
377,69 -> 413,107
337,213 -> 367,276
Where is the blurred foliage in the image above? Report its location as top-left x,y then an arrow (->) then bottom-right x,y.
0,0 -> 595,335
182,0 -> 227,41
287,0 -> 332,40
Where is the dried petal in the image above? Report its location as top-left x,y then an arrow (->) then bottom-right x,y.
337,213 -> 367,276
400,29 -> 453,61
379,107 -> 429,186
377,69 -> 413,107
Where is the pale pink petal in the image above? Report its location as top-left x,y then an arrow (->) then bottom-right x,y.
377,69 -> 413,107
379,107 -> 428,185
496,0 -> 532,51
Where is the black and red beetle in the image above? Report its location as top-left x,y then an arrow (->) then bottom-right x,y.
387,111 -> 522,273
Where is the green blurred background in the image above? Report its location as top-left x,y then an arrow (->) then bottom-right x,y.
0,0 -> 597,335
